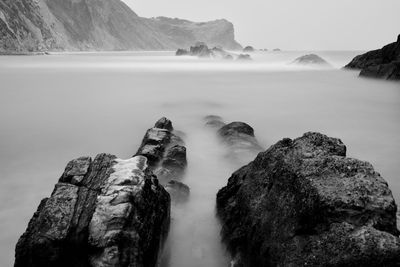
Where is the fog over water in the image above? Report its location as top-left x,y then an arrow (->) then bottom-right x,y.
0,51 -> 399,266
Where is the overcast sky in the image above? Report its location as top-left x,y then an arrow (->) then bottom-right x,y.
122,0 -> 399,51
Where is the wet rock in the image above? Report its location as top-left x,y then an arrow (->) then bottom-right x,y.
136,118 -> 188,183
217,132 -> 400,266
165,180 -> 190,203
15,154 -> 170,267
345,34 -> 400,80
237,54 -> 252,61
243,46 -> 255,52
292,54 -> 332,67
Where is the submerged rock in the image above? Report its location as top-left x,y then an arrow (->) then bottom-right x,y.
292,54 -> 332,67
15,154 -> 170,267
217,132 -> 400,266
205,116 -> 263,164
345,34 -> 400,80
165,180 -> 190,203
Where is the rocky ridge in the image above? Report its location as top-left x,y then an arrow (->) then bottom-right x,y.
217,132 -> 400,266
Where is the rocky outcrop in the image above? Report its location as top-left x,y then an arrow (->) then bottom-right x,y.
345,34 -> 400,80
15,154 -> 170,267
205,116 -> 263,164
292,54 -> 332,67
237,54 -> 252,61
217,132 -> 400,266
0,0 -> 242,53
135,117 -> 187,183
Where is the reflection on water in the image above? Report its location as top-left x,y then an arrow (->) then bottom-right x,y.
0,51 -> 399,267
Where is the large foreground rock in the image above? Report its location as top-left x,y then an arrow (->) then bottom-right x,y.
345,34 -> 400,80
15,154 -> 170,267
217,132 -> 400,266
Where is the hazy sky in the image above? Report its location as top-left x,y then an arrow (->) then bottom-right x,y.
122,0 -> 400,51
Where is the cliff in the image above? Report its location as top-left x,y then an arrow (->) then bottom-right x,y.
345,34 -> 400,80
0,0 -> 242,53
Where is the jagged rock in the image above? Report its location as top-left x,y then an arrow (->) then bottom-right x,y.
217,132 -> 400,267
243,46 -> 255,52
292,54 -> 332,67
237,54 -> 252,61
136,118 -> 187,183
15,154 -> 170,267
189,42 -> 212,58
0,0 -> 242,53
345,34 -> 400,80
165,180 -> 190,203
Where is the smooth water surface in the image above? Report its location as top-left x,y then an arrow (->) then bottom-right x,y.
0,51 -> 399,267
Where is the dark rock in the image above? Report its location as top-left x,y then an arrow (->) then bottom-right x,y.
237,54 -> 252,61
15,154 -> 170,267
273,48 -> 281,52
224,54 -> 234,60
217,132 -> 400,266
345,34 -> 400,80
154,117 -> 174,131
205,117 -> 263,165
176,49 -> 189,56
165,180 -> 190,203
190,42 -> 212,58
243,46 -> 255,52
136,118 -> 188,183
292,54 -> 332,67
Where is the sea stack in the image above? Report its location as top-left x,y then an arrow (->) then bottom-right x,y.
217,132 -> 400,266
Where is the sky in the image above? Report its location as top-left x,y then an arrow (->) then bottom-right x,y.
122,0 -> 400,51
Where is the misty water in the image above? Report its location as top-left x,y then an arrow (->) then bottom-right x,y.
0,51 -> 399,267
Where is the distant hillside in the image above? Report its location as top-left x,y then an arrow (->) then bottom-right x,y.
0,0 -> 242,53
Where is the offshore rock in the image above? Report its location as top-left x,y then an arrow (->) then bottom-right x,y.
15,154 -> 170,267
345,34 -> 400,80
217,132 -> 400,266
243,46 -> 255,52
292,54 -> 332,67
237,54 -> 252,61
205,116 -> 263,165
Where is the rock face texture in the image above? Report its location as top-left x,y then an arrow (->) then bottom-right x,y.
345,34 -> 400,80
292,54 -> 331,67
217,132 -> 400,266
135,117 -> 187,183
0,0 -> 242,53
15,154 -> 170,267
205,116 -> 263,164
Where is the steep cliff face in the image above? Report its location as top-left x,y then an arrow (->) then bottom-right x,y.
0,0 -> 242,53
